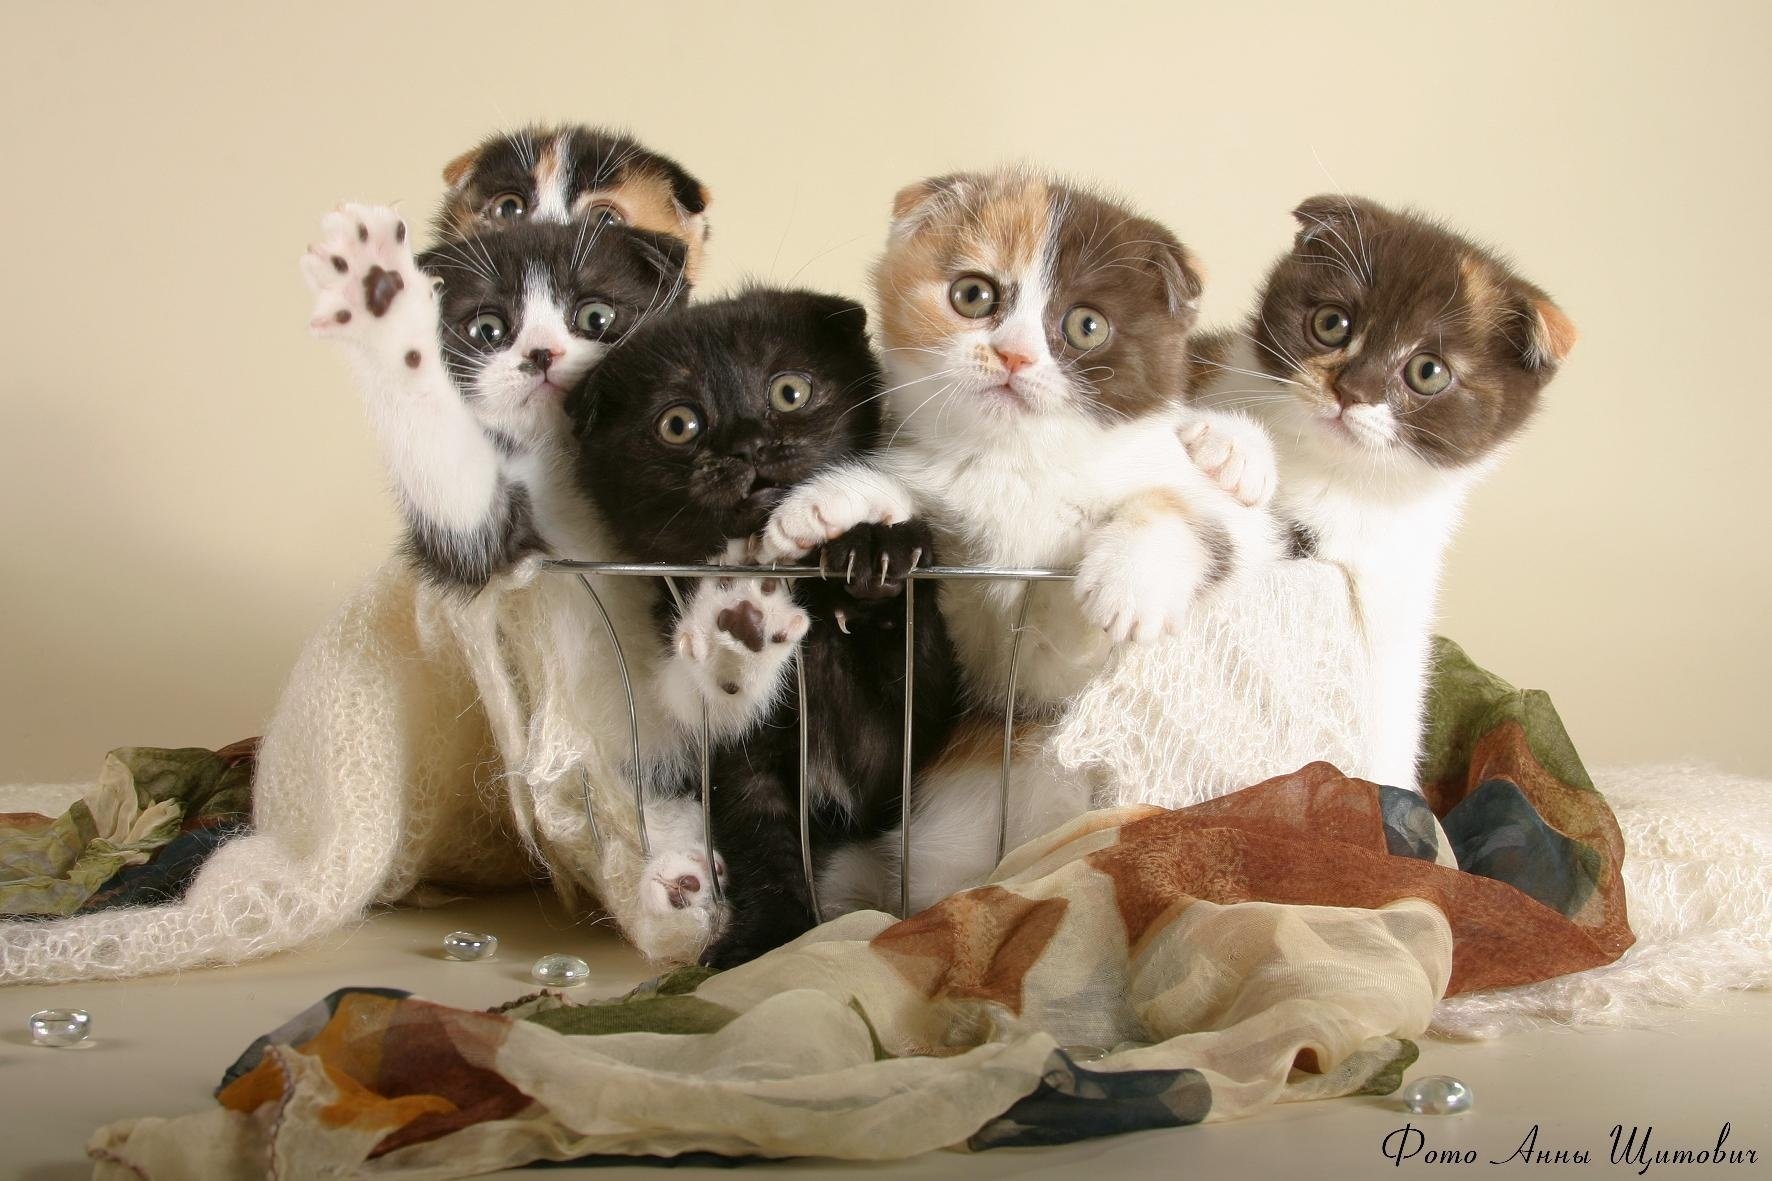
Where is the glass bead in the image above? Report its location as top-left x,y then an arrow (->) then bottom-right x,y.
29,1008 -> 91,1047
531,953 -> 591,987
1400,1074 -> 1473,1114
441,931 -> 498,961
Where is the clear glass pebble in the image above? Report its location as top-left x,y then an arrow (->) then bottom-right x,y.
441,931 -> 498,961
29,1008 -> 91,1047
531,953 -> 591,987
1401,1074 -> 1473,1115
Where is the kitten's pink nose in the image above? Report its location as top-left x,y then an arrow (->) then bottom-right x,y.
995,349 -> 1035,374
527,347 -> 559,372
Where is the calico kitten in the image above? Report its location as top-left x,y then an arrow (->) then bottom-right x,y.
571,289 -> 958,966
437,125 -> 711,282
1190,194 -> 1577,790
305,206 -> 689,589
755,167 -> 1280,913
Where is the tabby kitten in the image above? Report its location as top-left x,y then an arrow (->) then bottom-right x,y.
436,124 -> 711,282
572,289 -> 958,966
756,168 -> 1280,913
1190,194 -> 1577,790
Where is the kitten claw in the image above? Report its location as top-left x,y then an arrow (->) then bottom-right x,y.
835,608 -> 850,635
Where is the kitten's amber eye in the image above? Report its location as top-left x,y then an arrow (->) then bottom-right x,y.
465,312 -> 508,348
656,404 -> 702,445
949,274 -> 999,319
1061,305 -> 1111,351
587,202 -> 625,228
487,192 -> 527,221
574,300 -> 618,338
1404,352 -> 1453,396
1309,304 -> 1353,348
769,372 -> 813,413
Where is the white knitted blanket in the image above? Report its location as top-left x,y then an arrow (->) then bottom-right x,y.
3,558 -> 1766,1042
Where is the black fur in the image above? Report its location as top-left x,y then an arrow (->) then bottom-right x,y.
571,289 -> 958,966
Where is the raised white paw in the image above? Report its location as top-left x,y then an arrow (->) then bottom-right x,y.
1181,411 -> 1278,509
667,572 -> 809,736
755,469 -> 914,563
300,202 -> 436,361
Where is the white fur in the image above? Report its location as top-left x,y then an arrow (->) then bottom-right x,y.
1195,336 -> 1493,790
763,208 -> 1283,905
659,557 -> 810,741
305,203 -> 727,955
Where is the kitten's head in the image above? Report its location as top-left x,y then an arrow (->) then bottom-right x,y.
871,168 -> 1204,438
572,288 -> 882,563
1250,194 -> 1576,470
435,125 -> 711,281
417,221 -> 688,448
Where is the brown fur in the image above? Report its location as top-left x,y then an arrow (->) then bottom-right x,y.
872,168 -> 1205,426
1247,194 -> 1575,468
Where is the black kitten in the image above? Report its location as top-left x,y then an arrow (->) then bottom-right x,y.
571,288 -> 958,966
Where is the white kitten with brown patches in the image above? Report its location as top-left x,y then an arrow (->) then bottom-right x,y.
757,168 -> 1281,913
1191,195 -> 1577,791
760,168 -> 1279,703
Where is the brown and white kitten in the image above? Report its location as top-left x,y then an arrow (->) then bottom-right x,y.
757,168 -> 1280,912
1191,194 -> 1577,791
436,124 -> 711,282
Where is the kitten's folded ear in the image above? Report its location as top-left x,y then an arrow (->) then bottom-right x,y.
800,292 -> 870,341
1134,221 -> 1205,325
442,144 -> 484,189
1291,193 -> 1382,249
1514,290 -> 1578,371
890,173 -> 972,232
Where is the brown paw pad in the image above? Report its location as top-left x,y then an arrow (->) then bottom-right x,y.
363,265 -> 405,317
716,599 -> 767,653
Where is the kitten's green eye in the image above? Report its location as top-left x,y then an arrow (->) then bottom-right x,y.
1061,305 -> 1110,351
488,192 -> 527,221
587,202 -> 625,228
466,312 -> 508,348
769,372 -> 813,413
949,274 -> 999,319
1404,352 -> 1453,396
1309,304 -> 1353,348
656,404 -> 702,445
574,300 -> 618,338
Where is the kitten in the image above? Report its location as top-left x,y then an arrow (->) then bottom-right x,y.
1190,194 -> 1576,790
436,124 -> 711,282
571,289 -> 958,966
755,168 -> 1281,912
304,207 -> 690,589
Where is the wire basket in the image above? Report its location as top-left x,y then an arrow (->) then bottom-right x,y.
543,559 -> 1075,920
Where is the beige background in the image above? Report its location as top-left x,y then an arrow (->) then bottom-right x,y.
2,1 -> 1767,781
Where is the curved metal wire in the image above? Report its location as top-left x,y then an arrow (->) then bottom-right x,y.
899,579 -> 916,920
794,647 -> 817,921
575,574 -> 647,857
662,576 -> 723,905
998,583 -> 1034,864
551,559 -> 1077,925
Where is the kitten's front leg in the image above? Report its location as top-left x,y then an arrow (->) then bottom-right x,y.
302,203 -> 521,588
1073,490 -> 1231,644
754,465 -> 917,564
1181,410 -> 1278,509
659,542 -> 810,738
